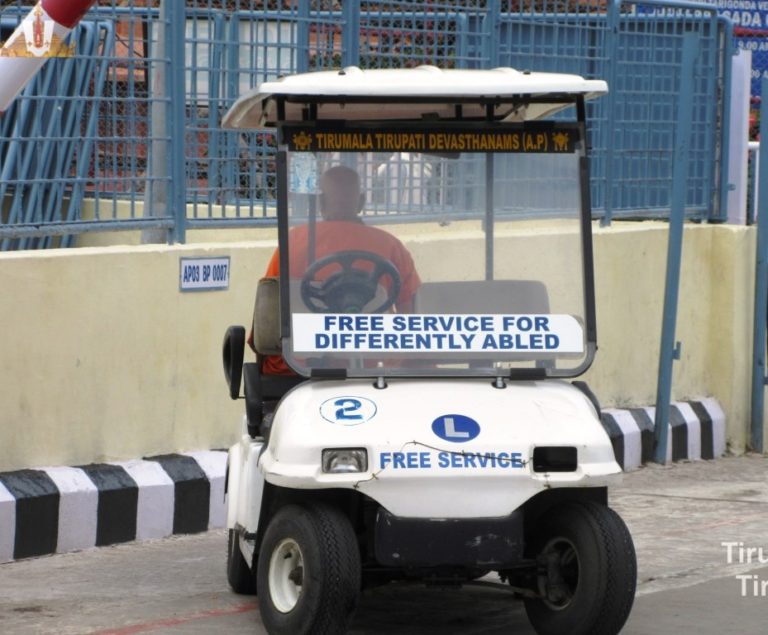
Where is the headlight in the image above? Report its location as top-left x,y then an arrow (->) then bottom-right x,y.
322,448 -> 368,474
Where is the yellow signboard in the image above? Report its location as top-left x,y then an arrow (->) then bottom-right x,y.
287,126 -> 579,154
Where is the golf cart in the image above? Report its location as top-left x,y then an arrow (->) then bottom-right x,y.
221,66 -> 636,635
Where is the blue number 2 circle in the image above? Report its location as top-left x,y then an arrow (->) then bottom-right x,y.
320,396 -> 378,426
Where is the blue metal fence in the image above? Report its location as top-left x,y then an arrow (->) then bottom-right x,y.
0,0 -> 735,248
1,2 -> 171,248
0,16 -> 117,249
608,3 -> 731,222
486,1 -> 731,222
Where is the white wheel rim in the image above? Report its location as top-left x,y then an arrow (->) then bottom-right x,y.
268,538 -> 304,613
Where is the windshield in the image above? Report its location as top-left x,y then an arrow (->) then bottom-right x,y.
278,122 -> 593,378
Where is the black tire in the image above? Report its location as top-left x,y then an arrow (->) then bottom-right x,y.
227,528 -> 256,594
524,502 -> 636,635
257,503 -> 361,635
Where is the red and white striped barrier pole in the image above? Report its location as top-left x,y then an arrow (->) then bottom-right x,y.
0,0 -> 97,114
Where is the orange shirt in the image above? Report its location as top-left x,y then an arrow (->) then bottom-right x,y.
259,220 -> 421,375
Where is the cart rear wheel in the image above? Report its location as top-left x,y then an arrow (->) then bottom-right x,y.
227,528 -> 256,595
257,503 -> 360,635
524,502 -> 636,635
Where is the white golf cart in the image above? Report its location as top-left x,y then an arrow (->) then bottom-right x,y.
221,66 -> 636,635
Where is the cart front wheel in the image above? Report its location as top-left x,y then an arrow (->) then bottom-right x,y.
257,503 -> 360,635
524,501 -> 636,635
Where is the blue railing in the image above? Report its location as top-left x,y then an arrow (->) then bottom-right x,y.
0,0 -> 735,248
0,17 -> 116,248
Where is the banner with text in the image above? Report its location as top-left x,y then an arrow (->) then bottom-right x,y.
285,125 -> 580,154
292,313 -> 584,354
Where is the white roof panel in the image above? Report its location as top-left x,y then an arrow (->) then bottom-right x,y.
222,66 -> 608,129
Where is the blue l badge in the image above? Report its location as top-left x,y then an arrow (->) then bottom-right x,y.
432,414 -> 481,443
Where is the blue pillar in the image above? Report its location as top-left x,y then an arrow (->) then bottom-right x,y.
653,33 -> 699,463
482,0 -> 500,69
749,78 -> 768,453
717,17 -> 735,223
143,0 -> 186,244
601,0 -> 621,226
341,0 -> 360,69
167,1 -> 187,243
296,0 -> 310,73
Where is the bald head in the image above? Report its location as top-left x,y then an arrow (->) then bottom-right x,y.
319,166 -> 364,221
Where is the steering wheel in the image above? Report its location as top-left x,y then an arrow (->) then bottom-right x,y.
300,250 -> 402,313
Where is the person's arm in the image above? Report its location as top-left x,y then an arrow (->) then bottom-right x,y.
393,245 -> 421,313
396,297 -> 415,313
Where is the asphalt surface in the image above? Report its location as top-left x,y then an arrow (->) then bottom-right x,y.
1,454 -> 767,634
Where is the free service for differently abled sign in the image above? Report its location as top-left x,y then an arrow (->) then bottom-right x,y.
292,313 -> 584,353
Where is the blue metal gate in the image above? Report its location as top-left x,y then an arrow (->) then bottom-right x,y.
0,0 -> 735,247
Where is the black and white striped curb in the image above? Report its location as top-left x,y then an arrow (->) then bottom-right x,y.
601,398 -> 726,471
0,451 -> 226,563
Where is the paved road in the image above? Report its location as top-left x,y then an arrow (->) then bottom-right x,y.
1,455 -> 767,634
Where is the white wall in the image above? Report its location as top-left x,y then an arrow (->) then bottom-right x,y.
0,222 -> 760,471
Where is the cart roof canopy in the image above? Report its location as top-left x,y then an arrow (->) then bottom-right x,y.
222,66 -> 608,129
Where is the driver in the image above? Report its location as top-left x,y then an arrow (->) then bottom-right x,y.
252,165 -> 421,375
